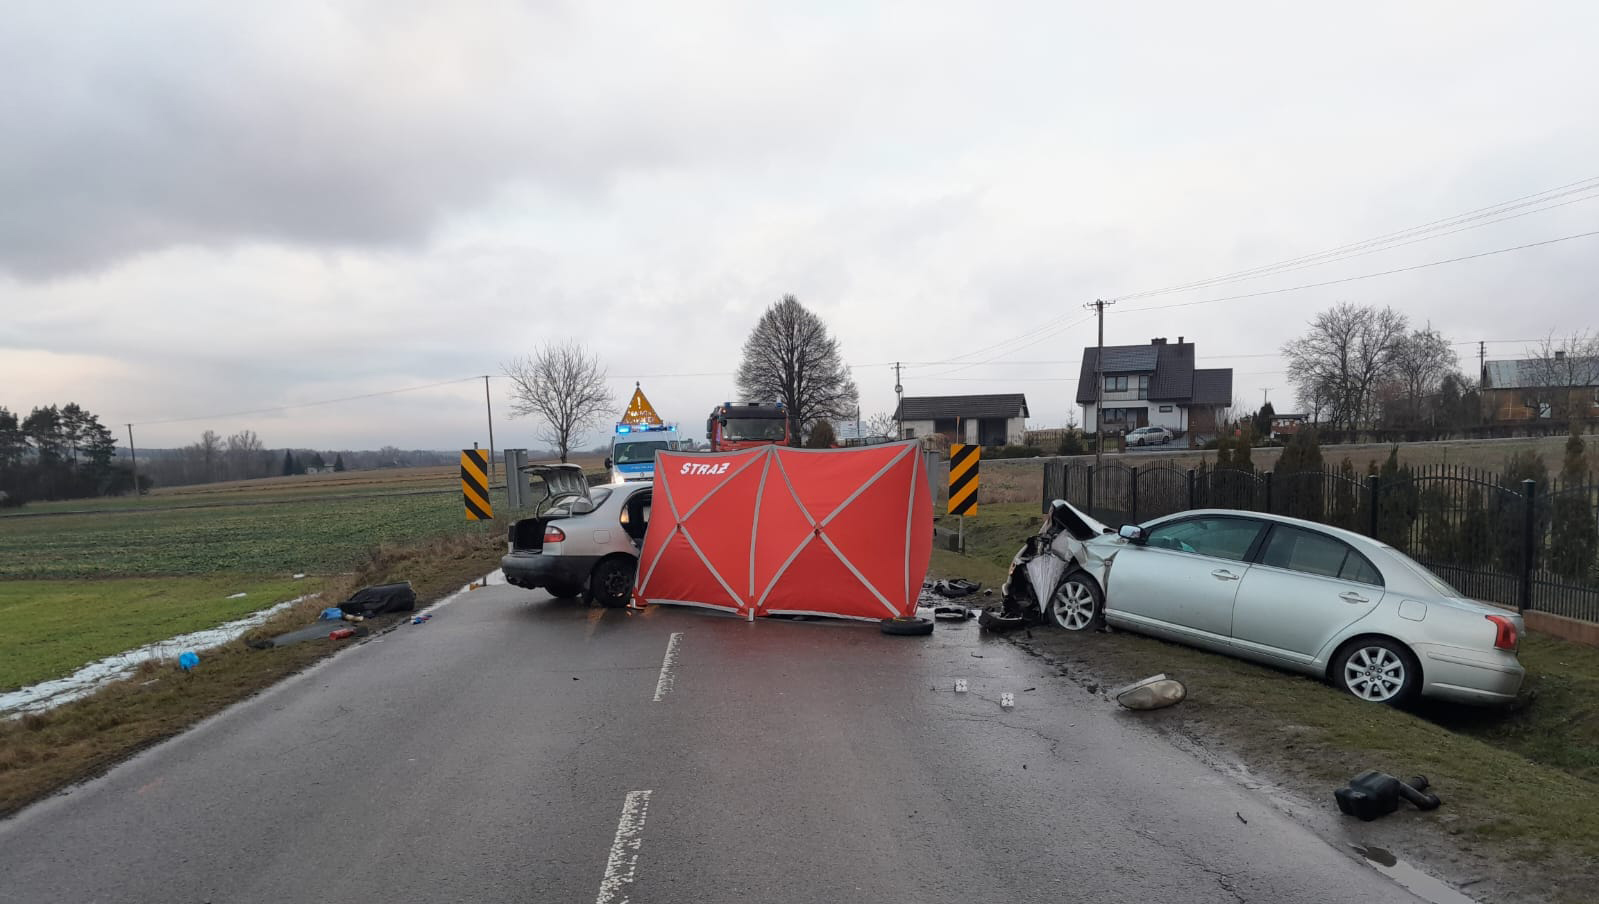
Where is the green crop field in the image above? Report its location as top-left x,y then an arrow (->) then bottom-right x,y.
0,491 -> 497,580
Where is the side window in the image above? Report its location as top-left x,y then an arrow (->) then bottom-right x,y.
1339,551 -> 1384,586
1143,517 -> 1264,562
1260,526 -> 1348,578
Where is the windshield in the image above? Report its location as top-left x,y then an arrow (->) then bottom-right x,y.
1381,546 -> 1464,597
723,418 -> 786,441
614,440 -> 669,465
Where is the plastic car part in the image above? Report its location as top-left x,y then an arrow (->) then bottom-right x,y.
977,608 -> 1027,632
1334,771 -> 1440,821
931,605 -> 972,621
1110,674 -> 1187,710
880,615 -> 935,636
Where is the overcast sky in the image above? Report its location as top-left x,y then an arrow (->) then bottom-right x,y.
4,1 -> 1598,451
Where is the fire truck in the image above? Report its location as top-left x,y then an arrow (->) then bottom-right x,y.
706,402 -> 790,451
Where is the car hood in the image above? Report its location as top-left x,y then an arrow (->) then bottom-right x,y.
1010,501 -> 1123,600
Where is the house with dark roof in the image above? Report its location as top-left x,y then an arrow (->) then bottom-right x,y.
1481,354 -> 1599,422
892,394 -> 1029,446
1075,337 -> 1233,436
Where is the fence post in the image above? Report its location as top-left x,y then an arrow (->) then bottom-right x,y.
1187,468 -> 1196,511
1520,478 -> 1537,612
1264,471 -> 1274,514
1130,466 -> 1139,523
1087,465 -> 1096,520
1365,474 -> 1380,538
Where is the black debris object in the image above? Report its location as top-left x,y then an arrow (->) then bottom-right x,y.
1236,812 -> 1247,824
339,581 -> 417,617
881,615 -> 935,636
977,607 -> 1027,632
1334,771 -> 1440,821
932,579 -> 982,598
932,604 -> 973,621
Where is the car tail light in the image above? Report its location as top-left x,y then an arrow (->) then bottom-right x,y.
544,525 -> 566,544
1486,614 -> 1519,651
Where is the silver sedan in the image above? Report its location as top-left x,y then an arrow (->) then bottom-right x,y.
1021,505 -> 1525,706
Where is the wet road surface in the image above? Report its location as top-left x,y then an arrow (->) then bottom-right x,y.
0,584 -> 1432,903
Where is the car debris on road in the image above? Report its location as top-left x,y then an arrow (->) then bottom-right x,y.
1109,674 -> 1187,711
1335,771 -> 1441,821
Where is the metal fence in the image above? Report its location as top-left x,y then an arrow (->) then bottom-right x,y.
1042,461 -> 1599,622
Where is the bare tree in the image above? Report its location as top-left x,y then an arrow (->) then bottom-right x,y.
864,411 -> 898,438
503,341 -> 614,462
225,430 -> 266,480
735,295 -> 859,444
1283,303 -> 1408,433
1391,326 -> 1458,426
1527,331 -> 1599,419
188,429 -> 222,482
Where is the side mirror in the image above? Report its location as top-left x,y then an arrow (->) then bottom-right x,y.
604,458 -> 614,469
1118,524 -> 1145,544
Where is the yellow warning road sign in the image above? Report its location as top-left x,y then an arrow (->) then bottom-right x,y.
621,383 -> 664,426
461,449 -> 493,521
949,444 -> 980,516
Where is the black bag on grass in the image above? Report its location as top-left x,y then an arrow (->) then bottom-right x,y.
339,581 -> 417,617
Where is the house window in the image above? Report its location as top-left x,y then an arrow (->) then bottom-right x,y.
1138,375 -> 1149,400
1159,405 -> 1173,413
1104,375 -> 1128,392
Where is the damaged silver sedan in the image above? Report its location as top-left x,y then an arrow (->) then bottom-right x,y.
1002,501 -> 1526,706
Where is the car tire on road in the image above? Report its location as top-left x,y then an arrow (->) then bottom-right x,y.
1050,572 -> 1105,632
589,557 -> 636,608
880,615 -> 935,636
1332,637 -> 1420,705
544,581 -> 584,599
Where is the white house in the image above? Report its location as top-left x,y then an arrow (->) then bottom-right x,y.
893,394 -> 1029,445
1077,337 -> 1233,436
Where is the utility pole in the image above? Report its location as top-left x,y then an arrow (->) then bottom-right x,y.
894,362 -> 904,439
1478,341 -> 1487,388
125,424 -> 140,498
1084,299 -> 1114,468
483,375 -> 496,484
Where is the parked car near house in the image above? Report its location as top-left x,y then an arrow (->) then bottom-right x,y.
501,464 -> 651,606
1004,502 -> 1525,706
1126,426 -> 1173,446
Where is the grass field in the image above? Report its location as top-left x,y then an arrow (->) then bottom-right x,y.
930,502 -> 1599,897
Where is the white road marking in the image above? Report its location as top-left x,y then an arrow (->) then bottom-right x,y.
652,633 -> 683,702
954,679 -> 968,693
595,790 -> 653,904
1000,692 -> 1015,709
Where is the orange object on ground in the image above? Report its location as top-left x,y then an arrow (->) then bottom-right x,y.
634,441 -> 933,621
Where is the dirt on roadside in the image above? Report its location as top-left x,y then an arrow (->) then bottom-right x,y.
1007,626 -> 1598,904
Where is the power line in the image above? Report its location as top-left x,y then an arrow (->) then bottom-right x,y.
1112,174 -> 1599,302
1117,229 -> 1599,315
134,376 -> 483,426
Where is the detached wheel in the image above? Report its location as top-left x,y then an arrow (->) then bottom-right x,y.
544,581 -> 584,599
589,558 -> 636,608
1050,573 -> 1104,632
881,616 -> 934,636
1334,638 -> 1419,705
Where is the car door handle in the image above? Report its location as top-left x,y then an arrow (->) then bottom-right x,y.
1340,591 -> 1370,604
1211,569 -> 1240,581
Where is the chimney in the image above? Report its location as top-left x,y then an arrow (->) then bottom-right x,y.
1555,350 -> 1567,361
1152,337 -> 1167,345
1178,336 -> 1185,344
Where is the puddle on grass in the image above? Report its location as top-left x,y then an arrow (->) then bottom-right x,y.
0,593 -> 319,718
1350,844 -> 1480,904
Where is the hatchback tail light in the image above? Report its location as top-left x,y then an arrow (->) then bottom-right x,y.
544,525 -> 566,544
1486,614 -> 1519,651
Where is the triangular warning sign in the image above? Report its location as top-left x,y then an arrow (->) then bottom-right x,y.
620,384 -> 664,426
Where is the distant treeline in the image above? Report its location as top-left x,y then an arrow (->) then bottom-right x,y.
1,400 -> 509,507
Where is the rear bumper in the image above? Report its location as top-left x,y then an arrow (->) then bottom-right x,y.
500,552 -> 599,589
1415,643 -> 1526,705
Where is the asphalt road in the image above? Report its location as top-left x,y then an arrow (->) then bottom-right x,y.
0,583 -> 1434,903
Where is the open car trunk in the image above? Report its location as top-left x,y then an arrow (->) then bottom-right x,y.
506,463 -> 591,553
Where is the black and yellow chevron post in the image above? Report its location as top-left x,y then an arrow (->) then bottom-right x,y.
948,443 -> 980,516
461,449 -> 493,521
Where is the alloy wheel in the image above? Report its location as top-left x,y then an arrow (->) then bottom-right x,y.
1052,581 -> 1098,631
1343,646 -> 1406,702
